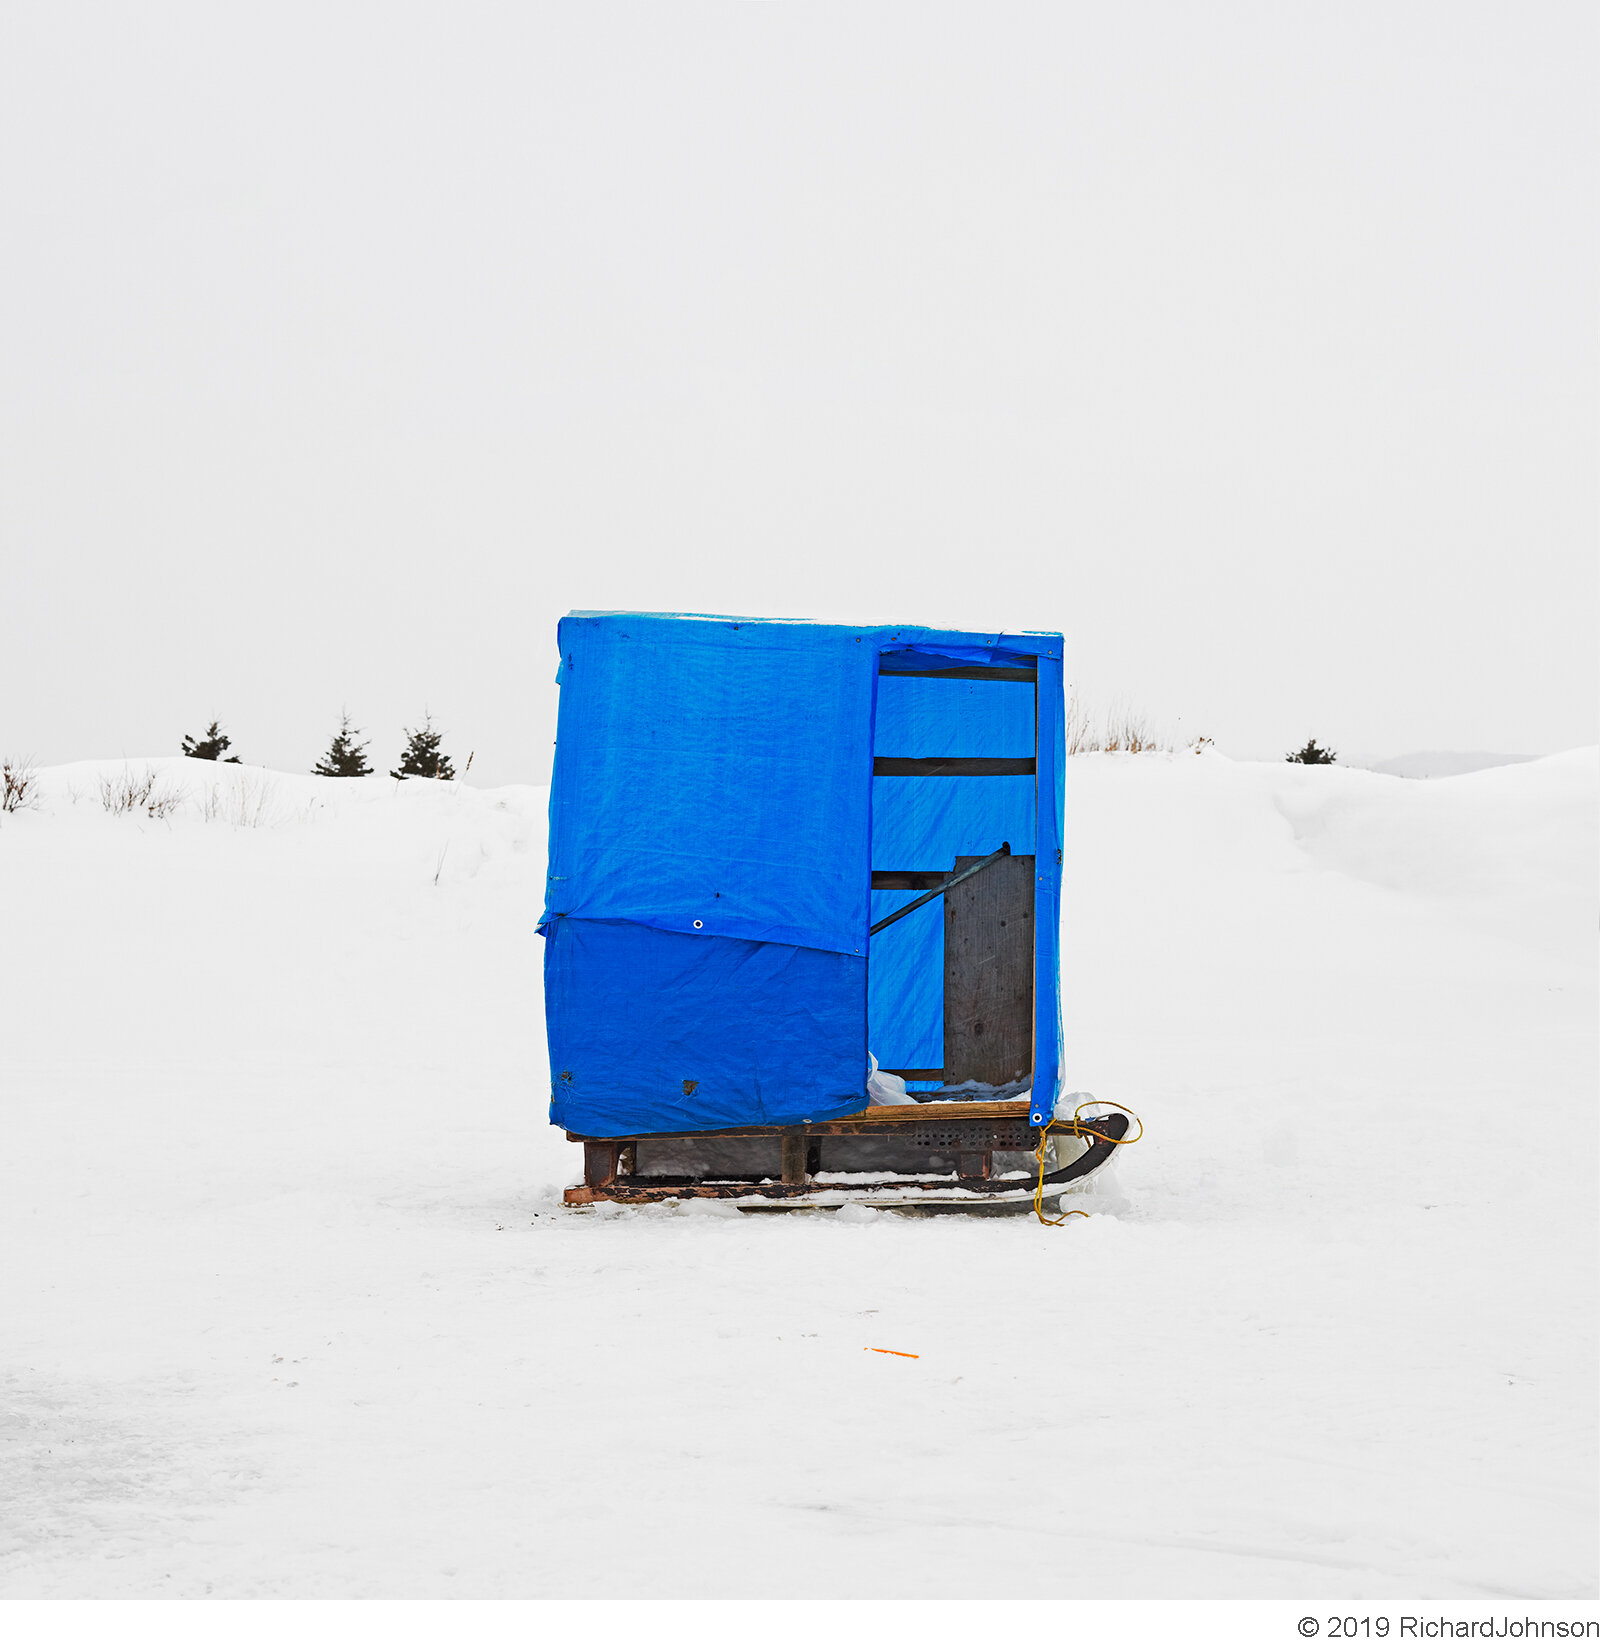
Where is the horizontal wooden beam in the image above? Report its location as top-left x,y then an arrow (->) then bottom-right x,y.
877,665 -> 1037,682
564,1099 -> 1034,1143
831,1100 -> 1035,1125
873,757 -> 1035,777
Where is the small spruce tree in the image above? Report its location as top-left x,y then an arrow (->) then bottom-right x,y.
313,713 -> 373,778
1286,737 -> 1337,765
181,721 -> 242,762
391,714 -> 455,781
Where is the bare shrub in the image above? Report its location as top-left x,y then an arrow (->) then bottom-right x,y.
2,758 -> 40,813
235,774 -> 278,827
1101,703 -> 1167,754
199,772 -> 281,827
99,768 -> 150,815
100,766 -> 186,819
1065,699 -> 1173,755
1065,695 -> 1096,757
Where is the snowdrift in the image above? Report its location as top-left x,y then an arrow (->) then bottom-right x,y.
1,750 -> 1594,1597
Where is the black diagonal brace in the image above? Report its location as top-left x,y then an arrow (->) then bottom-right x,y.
868,843 -> 1011,937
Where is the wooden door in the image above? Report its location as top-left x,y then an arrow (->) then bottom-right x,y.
943,853 -> 1035,1085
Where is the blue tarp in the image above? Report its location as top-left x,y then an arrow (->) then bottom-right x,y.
540,612 -> 1064,1136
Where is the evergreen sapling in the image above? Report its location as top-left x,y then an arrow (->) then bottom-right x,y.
391,715 -> 455,781
1286,737 -> 1337,765
313,714 -> 373,777
182,721 -> 241,762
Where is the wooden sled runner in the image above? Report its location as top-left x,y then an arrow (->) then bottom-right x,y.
562,1100 -> 1131,1215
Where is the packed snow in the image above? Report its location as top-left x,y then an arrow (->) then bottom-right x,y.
1,749 -> 1594,1598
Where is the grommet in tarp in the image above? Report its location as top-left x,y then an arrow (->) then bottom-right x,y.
693,919 -> 703,928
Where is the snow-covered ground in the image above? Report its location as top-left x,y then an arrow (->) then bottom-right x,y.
1,750 -> 1594,1598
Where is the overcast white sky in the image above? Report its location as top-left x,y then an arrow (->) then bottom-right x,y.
2,1 -> 1594,786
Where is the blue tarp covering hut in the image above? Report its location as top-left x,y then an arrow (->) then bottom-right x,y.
539,612 -> 1065,1136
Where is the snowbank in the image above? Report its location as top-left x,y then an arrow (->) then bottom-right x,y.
1348,751 -> 1538,780
1,750 -> 1594,1597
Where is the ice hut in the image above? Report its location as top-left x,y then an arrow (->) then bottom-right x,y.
540,611 -> 1127,1209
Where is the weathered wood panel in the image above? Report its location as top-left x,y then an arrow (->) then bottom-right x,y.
944,853 -> 1034,1086
583,1140 -> 620,1188
780,1132 -> 808,1184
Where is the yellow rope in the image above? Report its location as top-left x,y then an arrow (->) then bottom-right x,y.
1033,1123 -> 1089,1226
1033,1101 -> 1144,1227
1068,1095 -> 1145,1145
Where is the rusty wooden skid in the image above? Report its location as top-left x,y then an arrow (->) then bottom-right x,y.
565,1099 -> 1033,1144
